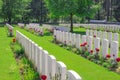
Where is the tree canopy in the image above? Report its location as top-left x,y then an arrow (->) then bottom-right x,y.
45,0 -> 99,32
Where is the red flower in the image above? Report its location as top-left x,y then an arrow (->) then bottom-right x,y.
113,54 -> 115,57
116,58 -> 120,62
83,42 -> 87,46
13,38 -> 16,43
95,48 -> 100,52
80,44 -> 83,47
9,29 -> 12,32
106,54 -> 111,58
90,50 -> 93,54
93,35 -> 96,38
41,75 -> 47,80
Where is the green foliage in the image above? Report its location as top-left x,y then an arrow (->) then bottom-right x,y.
45,0 -> 98,19
114,0 -> 120,22
21,57 -> 39,80
12,42 -> 24,57
72,47 -> 78,53
102,62 -> 111,69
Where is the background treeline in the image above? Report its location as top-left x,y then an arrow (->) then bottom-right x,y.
0,0 -> 119,24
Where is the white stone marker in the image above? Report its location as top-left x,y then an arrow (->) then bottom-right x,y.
114,33 -> 119,42
103,32 -> 107,39
90,30 -> 93,36
42,50 -> 49,76
68,32 -> 71,45
102,39 -> 109,58
69,33 -> 72,45
67,70 -> 82,80
73,33 -> 76,46
38,47 -> 43,74
55,61 -> 67,80
88,36 -> 93,52
62,31 -> 65,43
94,30 -> 97,36
94,37 -> 100,53
48,55 -> 56,80
32,41 -> 35,63
76,34 -> 81,49
97,31 -> 102,39
82,35 -> 86,43
86,29 -> 89,36
110,41 -> 119,59
108,32 -> 112,45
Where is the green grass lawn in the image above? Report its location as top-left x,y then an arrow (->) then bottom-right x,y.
0,27 -> 21,80
14,27 -> 120,80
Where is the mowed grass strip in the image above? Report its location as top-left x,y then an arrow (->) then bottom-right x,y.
0,27 -> 21,80
15,27 -> 120,80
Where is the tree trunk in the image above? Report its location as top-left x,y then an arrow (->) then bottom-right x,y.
8,17 -> 11,24
98,10 -> 100,20
70,13 -> 73,32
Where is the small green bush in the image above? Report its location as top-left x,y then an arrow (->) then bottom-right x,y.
72,48 -> 78,53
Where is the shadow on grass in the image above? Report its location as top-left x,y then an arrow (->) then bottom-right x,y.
44,32 -> 53,36
73,31 -> 86,35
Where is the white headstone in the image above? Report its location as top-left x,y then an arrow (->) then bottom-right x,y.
110,41 -> 119,59
67,70 -> 82,80
108,32 -> 113,45
55,61 -> 67,80
48,55 -> 56,80
82,35 -> 86,43
88,36 -> 93,52
102,39 -> 109,58
114,33 -> 119,42
42,50 -> 49,76
94,37 -> 100,53
37,47 -> 43,74
76,34 -> 81,49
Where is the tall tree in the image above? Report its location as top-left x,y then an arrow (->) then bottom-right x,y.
114,0 -> 120,22
29,0 -> 47,24
45,0 -> 98,32
1,0 -> 31,23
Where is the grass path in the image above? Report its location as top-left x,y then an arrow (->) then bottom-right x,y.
0,27 -> 20,80
15,27 -> 120,80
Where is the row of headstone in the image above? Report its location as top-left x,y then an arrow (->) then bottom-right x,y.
86,29 -> 119,42
43,24 -> 70,32
59,24 -> 81,28
6,23 -> 14,36
54,30 -> 81,49
18,23 -> 25,28
80,24 -> 120,32
26,23 -> 44,35
54,29 -> 119,59
16,30 -> 82,80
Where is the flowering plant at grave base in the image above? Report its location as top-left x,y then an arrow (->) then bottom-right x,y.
9,28 -> 12,32
80,42 -> 88,53
106,54 -> 111,59
95,48 -> 100,53
93,35 -> 96,38
90,50 -> 93,54
116,58 -> 120,62
41,75 -> 47,80
12,38 -> 16,43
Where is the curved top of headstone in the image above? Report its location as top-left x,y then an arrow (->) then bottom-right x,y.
68,70 -> 82,80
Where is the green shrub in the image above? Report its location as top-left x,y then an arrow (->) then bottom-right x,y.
72,48 -> 78,53
59,43 -> 63,47
102,62 -> 111,68
66,46 -> 71,50
13,43 -> 24,57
